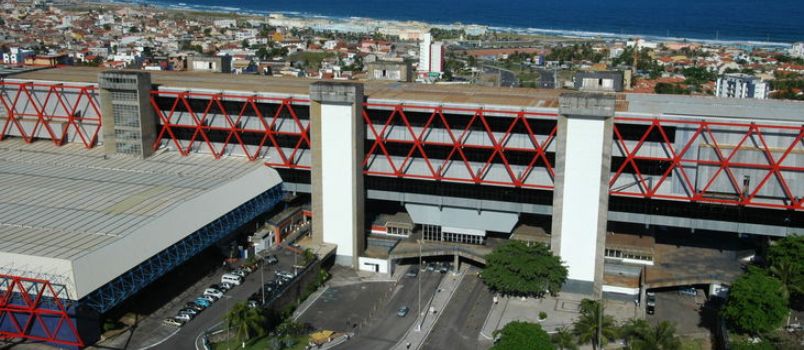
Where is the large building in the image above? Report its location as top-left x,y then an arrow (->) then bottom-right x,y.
417,32 -> 444,78
0,67 -> 802,347
716,73 -> 769,99
789,42 -> 804,59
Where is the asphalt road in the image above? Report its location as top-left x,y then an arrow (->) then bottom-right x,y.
483,65 -> 518,87
161,249 -> 302,350
421,273 -> 493,350
97,247 -> 302,350
332,268 -> 444,350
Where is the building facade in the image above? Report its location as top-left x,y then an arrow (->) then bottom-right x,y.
716,73 -> 769,99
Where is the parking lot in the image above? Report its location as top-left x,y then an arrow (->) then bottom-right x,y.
95,246 -> 305,350
647,288 -> 713,338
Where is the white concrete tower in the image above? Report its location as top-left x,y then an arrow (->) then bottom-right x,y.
309,82 -> 366,268
418,32 -> 432,72
551,92 -> 616,297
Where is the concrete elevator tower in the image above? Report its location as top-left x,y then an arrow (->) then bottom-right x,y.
309,82 -> 366,268
551,92 -> 616,297
98,71 -> 156,158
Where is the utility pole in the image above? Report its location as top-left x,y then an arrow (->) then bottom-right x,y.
261,265 -> 265,305
417,239 -> 422,332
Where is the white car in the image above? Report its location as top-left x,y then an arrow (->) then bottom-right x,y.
204,288 -> 224,299
174,313 -> 192,322
231,269 -> 248,278
163,318 -> 184,327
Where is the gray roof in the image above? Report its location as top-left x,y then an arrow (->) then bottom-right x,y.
0,140 -> 262,260
0,139 -> 283,299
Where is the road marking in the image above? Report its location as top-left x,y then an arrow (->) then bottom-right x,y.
293,285 -> 330,322
136,327 -> 181,350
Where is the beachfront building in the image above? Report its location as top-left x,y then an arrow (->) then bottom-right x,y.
716,73 -> 769,99
790,42 -> 804,59
417,32 -> 444,80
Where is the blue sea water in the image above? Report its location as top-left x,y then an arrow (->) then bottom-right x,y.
137,0 -> 804,44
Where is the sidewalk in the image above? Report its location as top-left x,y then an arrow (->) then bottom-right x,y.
391,270 -> 465,350
479,292 -> 639,342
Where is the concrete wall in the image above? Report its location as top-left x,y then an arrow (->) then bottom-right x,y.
310,82 -> 365,268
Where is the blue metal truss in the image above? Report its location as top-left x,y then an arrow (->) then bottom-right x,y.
80,185 -> 285,313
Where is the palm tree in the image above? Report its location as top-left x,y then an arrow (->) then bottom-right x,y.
573,299 -> 617,350
622,320 -> 681,350
769,259 -> 802,298
226,302 -> 266,348
552,326 -> 578,350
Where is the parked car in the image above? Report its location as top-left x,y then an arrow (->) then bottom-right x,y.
405,269 -> 418,278
276,270 -> 295,279
264,255 -> 279,265
204,288 -> 224,299
174,313 -> 193,322
194,298 -> 212,307
248,300 -> 259,308
646,292 -> 656,315
163,318 -> 184,327
397,306 -> 410,317
209,283 -> 229,293
679,287 -> 697,296
231,269 -> 248,278
646,304 -> 655,315
439,266 -> 449,274
185,303 -> 204,312
179,308 -> 199,316
221,273 -> 243,286
202,294 -> 219,302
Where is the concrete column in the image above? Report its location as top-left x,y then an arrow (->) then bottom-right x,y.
98,71 -> 156,158
551,92 -> 615,297
309,82 -> 365,268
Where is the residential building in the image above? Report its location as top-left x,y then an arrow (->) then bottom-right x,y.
790,42 -> 804,59
2,47 -> 35,65
367,61 -> 413,82
716,73 -> 769,99
187,55 -> 232,73
575,70 -> 625,92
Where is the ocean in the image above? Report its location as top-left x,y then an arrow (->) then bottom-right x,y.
134,0 -> 804,44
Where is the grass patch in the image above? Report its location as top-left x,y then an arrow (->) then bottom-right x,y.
288,52 -> 337,70
680,337 -> 708,350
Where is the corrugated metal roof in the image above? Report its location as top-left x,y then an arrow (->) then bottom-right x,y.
0,139 -> 262,260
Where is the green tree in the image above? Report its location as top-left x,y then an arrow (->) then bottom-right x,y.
242,39 -> 250,49
723,267 -> 788,334
226,302 -> 266,348
552,327 -> 578,350
621,319 -> 681,350
468,55 -> 477,68
767,235 -> 803,302
492,321 -> 554,350
573,299 -> 617,350
654,82 -> 690,95
203,27 -> 212,36
481,241 -> 567,297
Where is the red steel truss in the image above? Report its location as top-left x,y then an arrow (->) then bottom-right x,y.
362,103 -> 558,189
150,91 -> 311,169
610,116 -> 804,210
0,81 -> 101,148
0,274 -> 83,348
